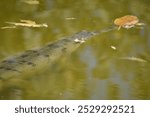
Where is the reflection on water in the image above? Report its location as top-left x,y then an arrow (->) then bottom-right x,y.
0,0 -> 150,99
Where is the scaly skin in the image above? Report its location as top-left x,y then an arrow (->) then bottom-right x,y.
0,27 -> 116,80
0,30 -> 98,80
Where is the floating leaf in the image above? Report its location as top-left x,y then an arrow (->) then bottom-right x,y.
114,15 -> 145,30
119,56 -> 147,63
3,20 -> 48,28
1,26 -> 16,29
21,0 -> 39,5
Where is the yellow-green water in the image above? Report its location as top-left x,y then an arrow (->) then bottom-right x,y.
0,0 -> 150,99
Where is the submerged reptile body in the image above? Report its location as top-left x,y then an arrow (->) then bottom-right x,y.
0,30 -> 98,80
0,26 -> 116,80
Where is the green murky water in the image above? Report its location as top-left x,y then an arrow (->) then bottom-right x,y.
0,0 -> 150,99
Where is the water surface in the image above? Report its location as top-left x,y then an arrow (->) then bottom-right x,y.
0,0 -> 150,99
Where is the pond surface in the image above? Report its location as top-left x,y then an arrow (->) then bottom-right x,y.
0,0 -> 150,99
